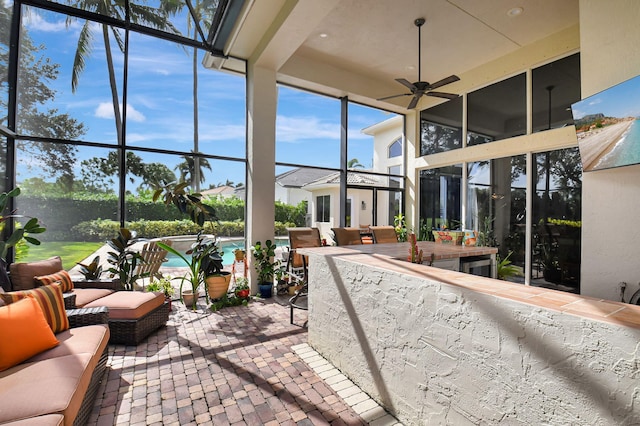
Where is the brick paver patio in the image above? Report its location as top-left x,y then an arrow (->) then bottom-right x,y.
89,295 -> 400,425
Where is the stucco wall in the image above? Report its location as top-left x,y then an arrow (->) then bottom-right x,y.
307,253 -> 640,425
579,0 -> 640,301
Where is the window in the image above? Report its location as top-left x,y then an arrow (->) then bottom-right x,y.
388,138 -> 402,158
420,96 -> 463,155
388,165 -> 401,187
468,73 -> 526,144
419,165 -> 462,234
316,195 -> 330,222
532,53 -> 581,132
532,148 -> 581,289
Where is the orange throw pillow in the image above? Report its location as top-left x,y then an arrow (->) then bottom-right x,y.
0,284 -> 70,333
35,270 -> 74,293
0,296 -> 59,371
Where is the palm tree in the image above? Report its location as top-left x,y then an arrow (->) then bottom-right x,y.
66,0 -> 180,145
175,151 -> 212,190
348,158 -> 365,169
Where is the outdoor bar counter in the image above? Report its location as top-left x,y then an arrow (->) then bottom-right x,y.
297,244 -> 640,425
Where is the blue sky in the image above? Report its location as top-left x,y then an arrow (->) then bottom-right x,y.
571,74 -> 640,120
19,5 -> 396,190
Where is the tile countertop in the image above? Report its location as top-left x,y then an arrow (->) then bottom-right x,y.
298,243 -> 640,331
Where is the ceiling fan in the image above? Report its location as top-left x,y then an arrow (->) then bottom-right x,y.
377,18 -> 460,109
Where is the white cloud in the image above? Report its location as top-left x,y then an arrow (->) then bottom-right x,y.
276,115 -> 340,142
588,98 -> 602,106
23,9 -> 79,32
95,102 -> 146,122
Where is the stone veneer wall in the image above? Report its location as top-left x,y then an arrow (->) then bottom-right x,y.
307,253 -> 640,425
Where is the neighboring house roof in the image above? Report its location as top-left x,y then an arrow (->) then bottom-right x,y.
276,168 -> 335,188
201,185 -> 236,197
304,171 -> 379,189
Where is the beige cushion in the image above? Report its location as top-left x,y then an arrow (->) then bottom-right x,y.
27,324 -> 109,363
9,257 -> 63,291
84,291 -> 164,320
71,288 -> 114,308
0,354 -> 93,424
1,414 -> 64,425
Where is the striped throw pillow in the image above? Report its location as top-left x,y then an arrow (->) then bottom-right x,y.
35,270 -> 74,293
0,283 -> 69,333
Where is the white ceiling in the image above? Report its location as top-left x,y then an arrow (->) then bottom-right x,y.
219,0 -> 579,111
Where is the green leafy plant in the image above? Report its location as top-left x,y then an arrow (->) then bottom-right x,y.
394,213 -> 409,242
0,188 -> 46,290
0,188 -> 46,262
252,240 -> 279,284
209,293 -> 249,312
497,251 -> 523,281
146,276 -> 175,298
76,255 -> 104,281
106,228 -> 149,291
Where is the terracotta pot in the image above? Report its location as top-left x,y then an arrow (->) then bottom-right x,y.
288,285 -> 303,296
206,273 -> 232,300
235,289 -> 250,298
182,290 -> 197,310
234,249 -> 245,261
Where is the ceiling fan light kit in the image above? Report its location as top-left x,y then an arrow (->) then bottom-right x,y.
378,17 -> 460,109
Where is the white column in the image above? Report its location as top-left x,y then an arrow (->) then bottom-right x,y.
246,63 -> 277,291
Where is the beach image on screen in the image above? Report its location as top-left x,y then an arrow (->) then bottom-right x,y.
571,74 -> 640,172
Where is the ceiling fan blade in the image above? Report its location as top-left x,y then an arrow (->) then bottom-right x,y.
428,75 -> 460,90
407,95 -> 420,109
377,93 -> 412,101
427,91 -> 459,100
395,78 -> 417,91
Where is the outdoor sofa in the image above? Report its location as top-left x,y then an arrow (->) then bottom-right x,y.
0,281 -> 110,426
6,256 -> 170,345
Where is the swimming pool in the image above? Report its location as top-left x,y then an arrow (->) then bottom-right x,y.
162,238 -> 288,267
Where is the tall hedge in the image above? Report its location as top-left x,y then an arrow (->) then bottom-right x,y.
17,194 -> 305,241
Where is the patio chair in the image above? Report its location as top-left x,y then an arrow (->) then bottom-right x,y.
370,226 -> 399,243
286,228 -> 320,327
135,240 -> 171,282
286,227 -> 321,283
331,227 -> 363,246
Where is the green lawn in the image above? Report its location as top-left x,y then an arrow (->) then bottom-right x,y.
18,242 -> 104,271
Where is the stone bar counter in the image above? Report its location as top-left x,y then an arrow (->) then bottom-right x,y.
298,244 -> 640,425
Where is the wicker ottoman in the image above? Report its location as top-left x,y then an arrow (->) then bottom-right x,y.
84,291 -> 169,345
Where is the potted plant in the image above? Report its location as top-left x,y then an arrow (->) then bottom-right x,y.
77,255 -> 103,281
157,232 -> 230,310
146,276 -> 175,310
275,264 -> 290,295
154,182 -> 228,309
0,187 -> 46,291
252,240 -> 279,298
234,277 -> 250,299
106,228 -> 149,291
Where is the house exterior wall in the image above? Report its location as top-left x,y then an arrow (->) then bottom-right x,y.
275,185 -> 310,207
579,0 -> 640,301
310,186 -> 340,241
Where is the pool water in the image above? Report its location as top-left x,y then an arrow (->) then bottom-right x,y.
163,239 -> 288,267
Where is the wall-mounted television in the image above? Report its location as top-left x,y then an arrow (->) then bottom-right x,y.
571,74 -> 640,172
